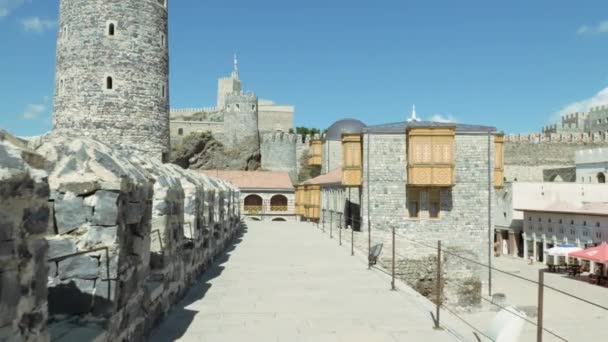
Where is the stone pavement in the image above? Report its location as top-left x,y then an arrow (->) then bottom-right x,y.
150,221 -> 457,342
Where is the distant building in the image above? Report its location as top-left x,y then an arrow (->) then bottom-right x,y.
542,105 -> 608,137
496,182 -> 608,261
199,170 -> 295,222
575,147 -> 608,183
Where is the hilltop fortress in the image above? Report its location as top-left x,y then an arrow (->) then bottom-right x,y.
169,57 -> 320,180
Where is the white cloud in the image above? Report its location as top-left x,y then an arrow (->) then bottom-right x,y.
577,20 -> 608,35
553,87 -> 608,121
0,0 -> 28,18
20,16 -> 55,32
428,114 -> 457,123
21,96 -> 50,120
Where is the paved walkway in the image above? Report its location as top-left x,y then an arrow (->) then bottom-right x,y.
150,221 -> 456,342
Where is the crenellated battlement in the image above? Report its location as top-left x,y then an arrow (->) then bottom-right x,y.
260,132 -> 317,145
170,107 -> 218,117
590,105 -> 608,112
504,132 -> 608,144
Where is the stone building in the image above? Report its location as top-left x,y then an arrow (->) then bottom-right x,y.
52,0 -> 170,161
199,170 -> 296,222
542,105 -> 608,137
519,203 -> 608,275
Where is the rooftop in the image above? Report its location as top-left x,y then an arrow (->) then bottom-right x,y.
197,170 -> 294,191
364,120 -> 497,134
515,202 -> 608,216
303,168 -> 342,186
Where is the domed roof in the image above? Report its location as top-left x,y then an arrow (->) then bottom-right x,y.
325,118 -> 366,141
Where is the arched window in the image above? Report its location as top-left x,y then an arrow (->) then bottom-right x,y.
244,195 -> 263,214
597,172 -> 606,184
108,23 -> 115,36
270,195 -> 288,211
178,128 -> 183,136
106,77 -> 113,90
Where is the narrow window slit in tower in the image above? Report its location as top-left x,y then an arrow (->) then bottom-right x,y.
162,85 -> 166,98
108,23 -> 115,36
106,77 -> 113,90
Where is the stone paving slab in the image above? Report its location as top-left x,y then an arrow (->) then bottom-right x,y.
150,221 -> 457,342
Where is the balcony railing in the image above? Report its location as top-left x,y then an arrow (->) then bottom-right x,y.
244,205 -> 263,214
270,205 -> 288,212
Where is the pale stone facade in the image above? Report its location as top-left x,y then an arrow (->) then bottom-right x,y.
360,122 -> 497,305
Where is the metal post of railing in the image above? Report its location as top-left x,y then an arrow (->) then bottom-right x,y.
339,214 -> 342,246
434,240 -> 442,330
391,225 -> 396,290
537,269 -> 545,342
322,209 -> 325,231
350,224 -> 354,256
330,211 -> 333,239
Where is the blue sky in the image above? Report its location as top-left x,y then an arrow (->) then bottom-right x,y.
1,0 -> 608,137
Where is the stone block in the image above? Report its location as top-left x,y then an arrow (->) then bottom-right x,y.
0,269 -> 19,327
126,202 -> 145,224
84,226 -> 118,247
22,204 -> 50,235
47,239 -> 77,260
0,240 -> 15,259
58,255 -> 99,280
54,194 -> 90,234
89,191 -> 119,226
98,253 -> 118,279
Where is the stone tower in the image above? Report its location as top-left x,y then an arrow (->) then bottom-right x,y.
217,54 -> 242,109
52,0 -> 170,161
222,91 -> 259,149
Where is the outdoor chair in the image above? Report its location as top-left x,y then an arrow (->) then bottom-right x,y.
368,243 -> 383,266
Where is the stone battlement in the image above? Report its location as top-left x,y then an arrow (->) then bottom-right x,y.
505,132 -> 608,143
590,105 -> 608,112
260,132 -> 318,145
171,107 -> 218,114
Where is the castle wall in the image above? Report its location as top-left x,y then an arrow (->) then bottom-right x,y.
296,135 -> 312,179
257,104 -> 294,133
170,120 -> 224,144
52,0 -> 170,160
261,133 -> 297,180
0,133 -> 50,342
503,133 -> 608,181
588,105 -> 608,136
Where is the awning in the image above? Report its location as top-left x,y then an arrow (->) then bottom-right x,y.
569,243 -> 608,263
544,245 -> 583,257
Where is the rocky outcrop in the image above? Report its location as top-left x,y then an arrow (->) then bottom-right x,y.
171,132 -> 261,171
0,131 -> 50,342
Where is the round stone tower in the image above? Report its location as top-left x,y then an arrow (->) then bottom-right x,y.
52,0 -> 170,161
222,92 -> 260,149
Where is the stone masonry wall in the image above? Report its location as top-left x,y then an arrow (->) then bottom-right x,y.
0,132 -> 50,342
361,133 -> 494,306
53,0 -> 170,160
322,140 -> 342,174
261,132 -> 297,181
24,136 -> 241,341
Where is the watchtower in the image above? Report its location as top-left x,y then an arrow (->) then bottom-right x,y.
52,0 -> 170,160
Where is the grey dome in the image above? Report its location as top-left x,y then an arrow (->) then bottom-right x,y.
325,119 -> 366,141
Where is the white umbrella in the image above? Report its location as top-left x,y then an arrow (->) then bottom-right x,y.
545,244 -> 583,257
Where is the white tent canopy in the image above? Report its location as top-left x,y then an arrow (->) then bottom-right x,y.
545,244 -> 583,257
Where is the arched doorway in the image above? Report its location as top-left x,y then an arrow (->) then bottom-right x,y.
244,194 -> 263,214
270,194 -> 288,211
272,217 -> 287,222
597,172 -> 606,184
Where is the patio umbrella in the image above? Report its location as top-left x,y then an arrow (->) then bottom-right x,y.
569,242 -> 608,263
545,244 -> 583,257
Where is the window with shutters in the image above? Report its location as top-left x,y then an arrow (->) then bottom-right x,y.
407,188 -> 420,219
407,127 -> 455,186
429,189 -> 440,219
308,139 -> 322,166
494,134 -> 505,188
342,133 -> 362,186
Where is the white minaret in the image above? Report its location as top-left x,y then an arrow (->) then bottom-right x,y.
407,104 -> 419,122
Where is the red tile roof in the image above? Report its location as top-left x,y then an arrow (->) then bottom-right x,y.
197,170 -> 294,191
304,168 -> 342,186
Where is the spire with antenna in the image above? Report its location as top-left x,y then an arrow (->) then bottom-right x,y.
232,53 -> 239,79
407,104 -> 419,122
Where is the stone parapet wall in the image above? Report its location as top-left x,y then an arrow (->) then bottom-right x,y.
0,135 -> 244,342
0,132 -> 50,342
